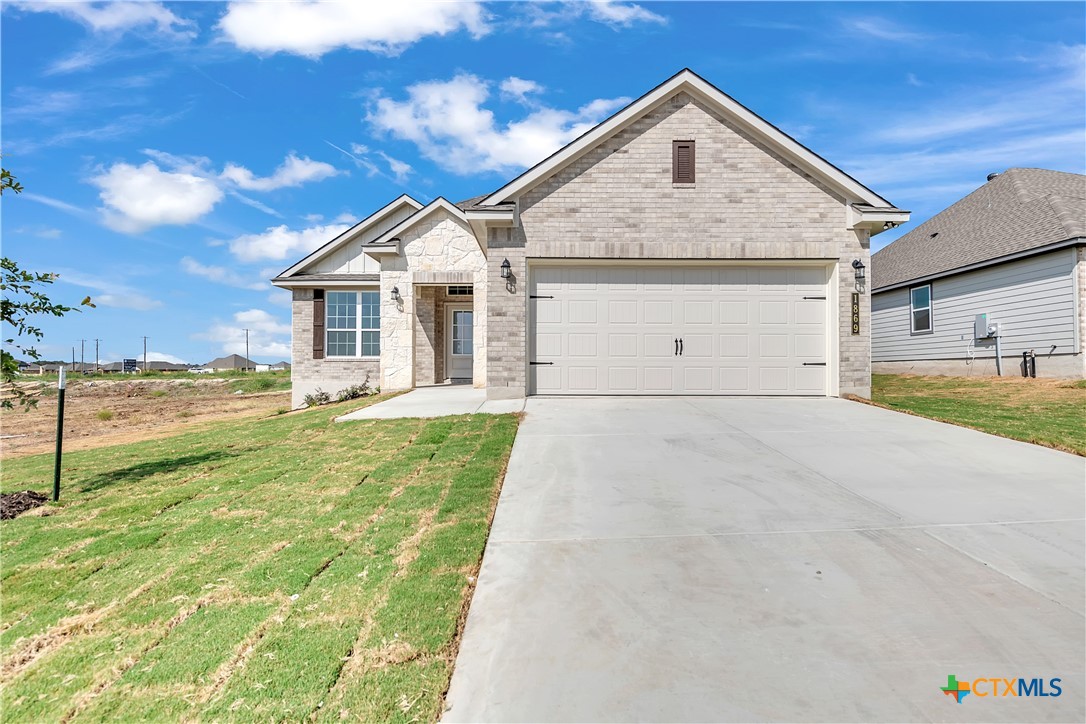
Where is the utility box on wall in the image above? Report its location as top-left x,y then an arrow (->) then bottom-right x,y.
974,313 -> 989,339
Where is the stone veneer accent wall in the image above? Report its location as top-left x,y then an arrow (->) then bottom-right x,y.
486,90 -> 873,399
290,287 -> 380,408
380,211 -> 488,390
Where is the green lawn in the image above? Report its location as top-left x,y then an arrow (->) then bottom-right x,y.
1,398 -> 518,722
871,374 -> 1086,456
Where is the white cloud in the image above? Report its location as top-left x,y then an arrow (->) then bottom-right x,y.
145,351 -> 187,364
22,193 -> 86,215
367,74 -> 630,174
180,256 -> 268,291
199,309 -> 292,358
841,17 -> 932,43
522,1 -> 666,29
227,223 -> 350,263
376,151 -> 412,182
218,1 -> 488,58
500,77 -> 544,104
90,160 -> 224,233
13,1 -> 195,36
220,153 -> 342,191
88,150 -> 341,232
585,1 -> 667,27
13,225 -> 63,239
56,270 -> 163,311
332,212 -> 356,224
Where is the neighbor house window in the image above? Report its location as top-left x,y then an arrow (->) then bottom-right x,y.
910,284 -> 932,334
326,290 -> 380,357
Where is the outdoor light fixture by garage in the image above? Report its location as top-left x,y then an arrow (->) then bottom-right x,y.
500,258 -> 512,279
390,286 -> 401,302
851,259 -> 866,282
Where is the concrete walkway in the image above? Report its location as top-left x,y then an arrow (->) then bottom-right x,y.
444,397 -> 1085,722
336,385 -> 524,420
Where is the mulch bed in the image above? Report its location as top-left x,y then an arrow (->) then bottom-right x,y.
1,490 -> 49,520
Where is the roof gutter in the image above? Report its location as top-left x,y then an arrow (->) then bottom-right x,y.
872,236 -> 1085,293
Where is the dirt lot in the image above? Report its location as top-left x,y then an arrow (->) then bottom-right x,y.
0,377 -> 291,458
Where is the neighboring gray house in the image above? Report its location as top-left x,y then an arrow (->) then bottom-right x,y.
273,69 -> 909,408
202,354 -> 256,372
872,168 -> 1086,378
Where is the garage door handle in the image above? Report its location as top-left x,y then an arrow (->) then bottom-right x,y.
802,362 -> 827,366
529,361 -> 554,365
803,296 -> 826,300
674,338 -> 679,356
679,338 -> 683,356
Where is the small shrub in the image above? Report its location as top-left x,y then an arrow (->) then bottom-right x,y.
150,390 -> 167,398
274,407 -> 289,415
303,388 -> 331,408
177,410 -> 194,419
335,379 -> 373,402
96,409 -> 113,421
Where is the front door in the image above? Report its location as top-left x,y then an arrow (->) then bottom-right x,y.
447,305 -> 474,381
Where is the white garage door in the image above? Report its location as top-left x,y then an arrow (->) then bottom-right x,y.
529,265 -> 831,395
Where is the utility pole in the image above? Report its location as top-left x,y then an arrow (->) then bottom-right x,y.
80,339 -> 85,374
243,329 -> 250,372
53,367 -> 67,501
94,338 -> 100,373
71,347 -> 75,368
143,336 -> 148,373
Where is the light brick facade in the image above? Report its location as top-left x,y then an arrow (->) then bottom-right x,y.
486,92 -> 873,398
280,76 -> 900,405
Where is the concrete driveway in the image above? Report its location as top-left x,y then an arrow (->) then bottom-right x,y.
444,397 -> 1085,723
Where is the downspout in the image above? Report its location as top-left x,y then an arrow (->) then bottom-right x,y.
994,332 -> 1003,376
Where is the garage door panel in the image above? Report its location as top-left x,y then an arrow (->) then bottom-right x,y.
568,300 -> 597,324
529,265 -> 829,396
608,334 -> 638,357
568,333 -> 597,357
644,300 -> 673,324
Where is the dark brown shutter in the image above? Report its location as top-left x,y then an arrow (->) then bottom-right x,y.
673,140 -> 695,183
312,289 -> 325,360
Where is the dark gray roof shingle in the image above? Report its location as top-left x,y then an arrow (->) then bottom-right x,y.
871,168 -> 1086,290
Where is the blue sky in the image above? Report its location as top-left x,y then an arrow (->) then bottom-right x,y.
2,1 -> 1083,365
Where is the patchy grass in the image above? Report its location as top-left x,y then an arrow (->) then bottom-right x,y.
1,398 -> 518,722
871,374 -> 1086,456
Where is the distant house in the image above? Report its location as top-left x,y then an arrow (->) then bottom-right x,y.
871,168 -> 1085,378
202,354 -> 257,372
269,361 -> 291,371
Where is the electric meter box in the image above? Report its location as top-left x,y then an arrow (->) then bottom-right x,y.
974,313 -> 989,339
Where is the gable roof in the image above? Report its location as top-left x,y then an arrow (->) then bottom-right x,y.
276,194 -> 422,279
871,168 -> 1086,291
481,68 -> 896,210
204,354 -> 255,369
363,197 -> 474,252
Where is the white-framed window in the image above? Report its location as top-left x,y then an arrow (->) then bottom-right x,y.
326,290 -> 380,357
910,284 -> 932,334
447,285 -> 473,296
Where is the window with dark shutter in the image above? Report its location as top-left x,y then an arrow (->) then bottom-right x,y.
312,289 -> 325,359
673,140 -> 695,183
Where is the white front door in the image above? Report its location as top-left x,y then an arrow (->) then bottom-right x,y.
447,305 -> 474,381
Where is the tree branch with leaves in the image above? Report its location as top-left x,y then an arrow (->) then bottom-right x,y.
1,163 -> 93,408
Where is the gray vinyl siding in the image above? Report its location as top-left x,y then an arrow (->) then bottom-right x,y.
872,249 -> 1079,361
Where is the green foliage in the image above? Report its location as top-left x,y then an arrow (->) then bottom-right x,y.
1,165 -> 94,409
96,409 -> 114,421
303,388 -> 331,407
336,378 -> 374,402
1,401 -> 518,722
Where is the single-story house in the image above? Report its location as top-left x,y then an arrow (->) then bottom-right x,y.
872,168 -> 1085,378
273,69 -> 909,409
269,361 -> 291,371
202,354 -> 257,372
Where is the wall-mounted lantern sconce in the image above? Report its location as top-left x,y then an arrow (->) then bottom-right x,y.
390,286 -> 401,302
500,258 -> 512,279
851,259 -> 866,282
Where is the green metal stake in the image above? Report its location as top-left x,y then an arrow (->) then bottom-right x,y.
53,366 -> 66,502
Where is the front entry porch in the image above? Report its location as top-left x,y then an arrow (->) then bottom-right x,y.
412,284 -> 480,386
